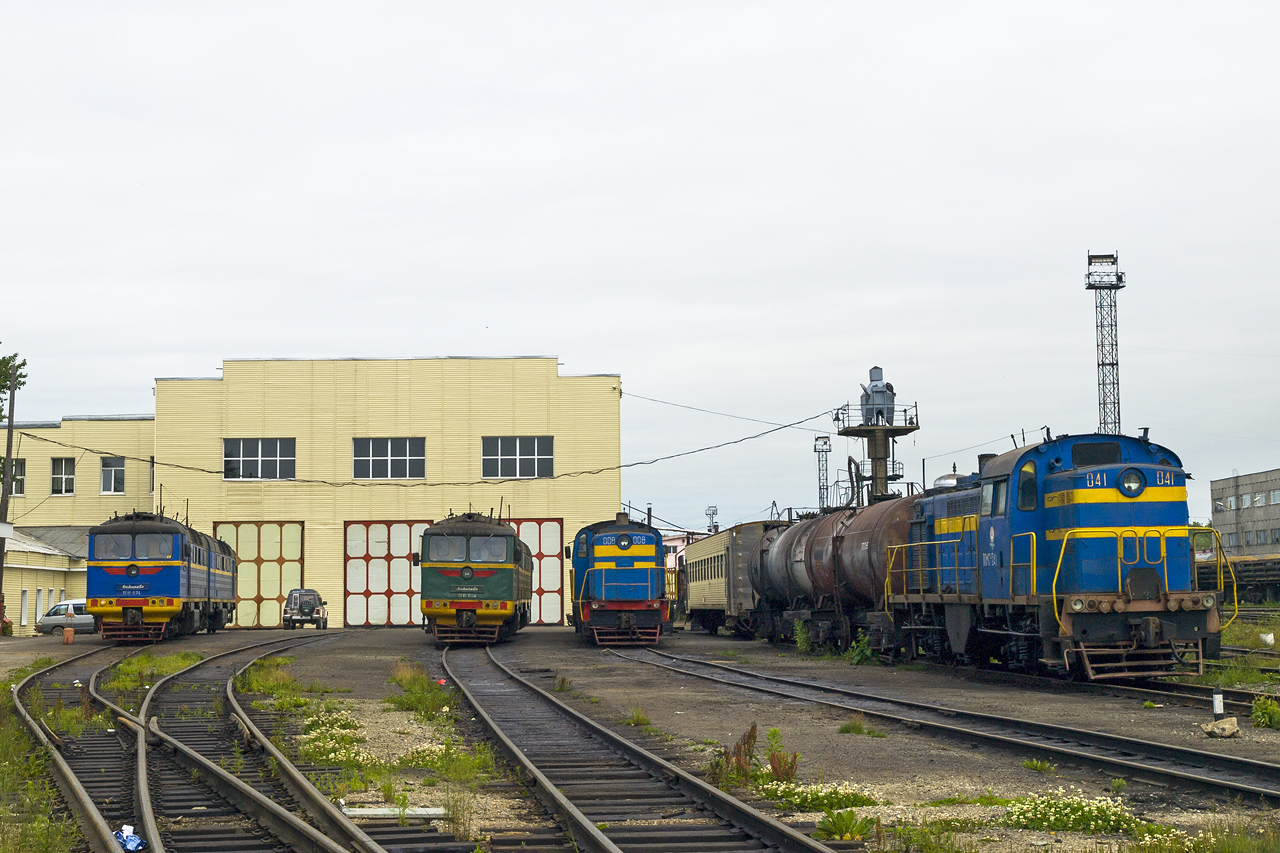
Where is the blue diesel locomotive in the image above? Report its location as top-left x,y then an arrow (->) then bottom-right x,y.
86,512 -> 237,642
685,432 -> 1230,680
569,513 -> 671,646
872,432 -> 1228,679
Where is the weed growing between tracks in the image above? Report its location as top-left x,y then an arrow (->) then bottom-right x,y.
0,658 -> 83,853
101,651 -> 204,693
242,656 -> 494,841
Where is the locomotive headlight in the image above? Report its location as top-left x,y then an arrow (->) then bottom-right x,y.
1118,469 -> 1146,498
126,564 -> 140,577
1203,595 -> 1215,609
617,534 -> 632,550
1070,598 -> 1085,612
460,566 -> 474,581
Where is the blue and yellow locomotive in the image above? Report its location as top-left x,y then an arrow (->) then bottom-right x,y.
86,512 -> 237,642
569,513 -> 670,646
874,432 -> 1228,679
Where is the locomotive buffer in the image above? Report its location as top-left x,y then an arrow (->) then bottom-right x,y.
839,366 -> 919,504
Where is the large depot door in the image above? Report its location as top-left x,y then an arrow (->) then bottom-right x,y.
343,518 -> 564,626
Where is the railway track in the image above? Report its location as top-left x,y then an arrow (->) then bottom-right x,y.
611,648 -> 1280,805
444,644 -> 839,853
14,633 -> 474,853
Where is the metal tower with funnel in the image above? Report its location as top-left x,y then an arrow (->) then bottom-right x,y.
1086,252 -> 1125,435
837,367 -> 919,504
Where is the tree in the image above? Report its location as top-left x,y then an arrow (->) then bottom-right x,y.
0,350 -> 28,633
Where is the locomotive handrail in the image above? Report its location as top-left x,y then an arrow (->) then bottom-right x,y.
1010,532 -> 1038,596
885,537 -> 977,601
1050,527 -> 1193,633
1201,527 -> 1239,629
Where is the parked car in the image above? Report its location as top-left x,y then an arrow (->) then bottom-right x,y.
282,588 -> 328,630
36,599 -> 97,634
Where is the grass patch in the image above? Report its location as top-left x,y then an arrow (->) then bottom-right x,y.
1251,695 -> 1280,729
1021,758 -> 1054,774
551,674 -> 572,692
838,714 -> 886,738
623,706 -> 649,726
102,652 -> 204,691
0,661 -> 85,852
923,791 -> 1010,807
384,660 -> 452,722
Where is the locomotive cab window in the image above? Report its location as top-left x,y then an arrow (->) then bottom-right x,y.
1071,442 -> 1121,468
427,535 -> 467,562
94,534 -> 132,560
136,534 -> 173,559
981,479 -> 1008,516
1017,461 -> 1038,511
469,536 -> 510,563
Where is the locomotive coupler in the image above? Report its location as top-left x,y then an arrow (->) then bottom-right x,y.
1130,616 -> 1177,647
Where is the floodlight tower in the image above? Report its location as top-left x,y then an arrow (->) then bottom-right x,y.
1086,252 -> 1125,435
814,435 -> 831,510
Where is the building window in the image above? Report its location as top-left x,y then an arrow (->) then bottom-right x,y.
223,439 -> 296,480
4,458 -> 23,497
1257,492 -> 1267,508
51,458 -> 75,495
353,438 -> 426,479
19,590 -> 27,626
1227,532 -> 1239,547
1245,530 -> 1255,546
1259,529 -> 1271,546
482,436 -> 554,479
1242,493 -> 1253,509
1226,495 -> 1237,510
101,457 -> 125,494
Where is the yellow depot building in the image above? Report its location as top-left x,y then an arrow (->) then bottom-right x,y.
5,357 -> 621,631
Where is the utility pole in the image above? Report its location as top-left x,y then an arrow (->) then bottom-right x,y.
814,435 -> 831,510
1086,252 -> 1125,435
0,362 -> 22,629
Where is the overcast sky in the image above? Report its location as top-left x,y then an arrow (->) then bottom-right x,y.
2,3 -> 1276,529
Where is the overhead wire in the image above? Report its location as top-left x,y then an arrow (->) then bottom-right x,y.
15,409 -> 830,491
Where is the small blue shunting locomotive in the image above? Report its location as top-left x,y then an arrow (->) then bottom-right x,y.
86,512 -> 237,642
569,513 -> 671,645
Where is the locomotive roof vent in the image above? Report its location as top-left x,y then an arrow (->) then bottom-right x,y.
859,366 -> 896,426
977,453 -> 997,473
615,512 -> 631,525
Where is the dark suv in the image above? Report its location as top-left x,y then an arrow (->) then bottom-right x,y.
282,588 -> 328,630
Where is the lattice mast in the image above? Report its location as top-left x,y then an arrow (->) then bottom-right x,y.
1086,252 -> 1125,435
814,436 -> 831,510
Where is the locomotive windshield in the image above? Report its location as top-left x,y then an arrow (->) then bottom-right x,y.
93,534 -> 132,559
136,534 -> 173,559
469,536 -> 510,563
92,533 -> 173,559
428,535 -> 467,561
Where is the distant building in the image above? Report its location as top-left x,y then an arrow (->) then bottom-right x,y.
4,357 -> 621,631
1210,469 -> 1280,556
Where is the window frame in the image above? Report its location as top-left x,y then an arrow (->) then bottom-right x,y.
4,458 -> 23,497
981,478 -> 1008,516
352,437 -> 426,480
223,438 -> 296,481
1016,461 -> 1038,511
481,435 -> 554,480
100,457 -> 125,494
51,457 -> 75,495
